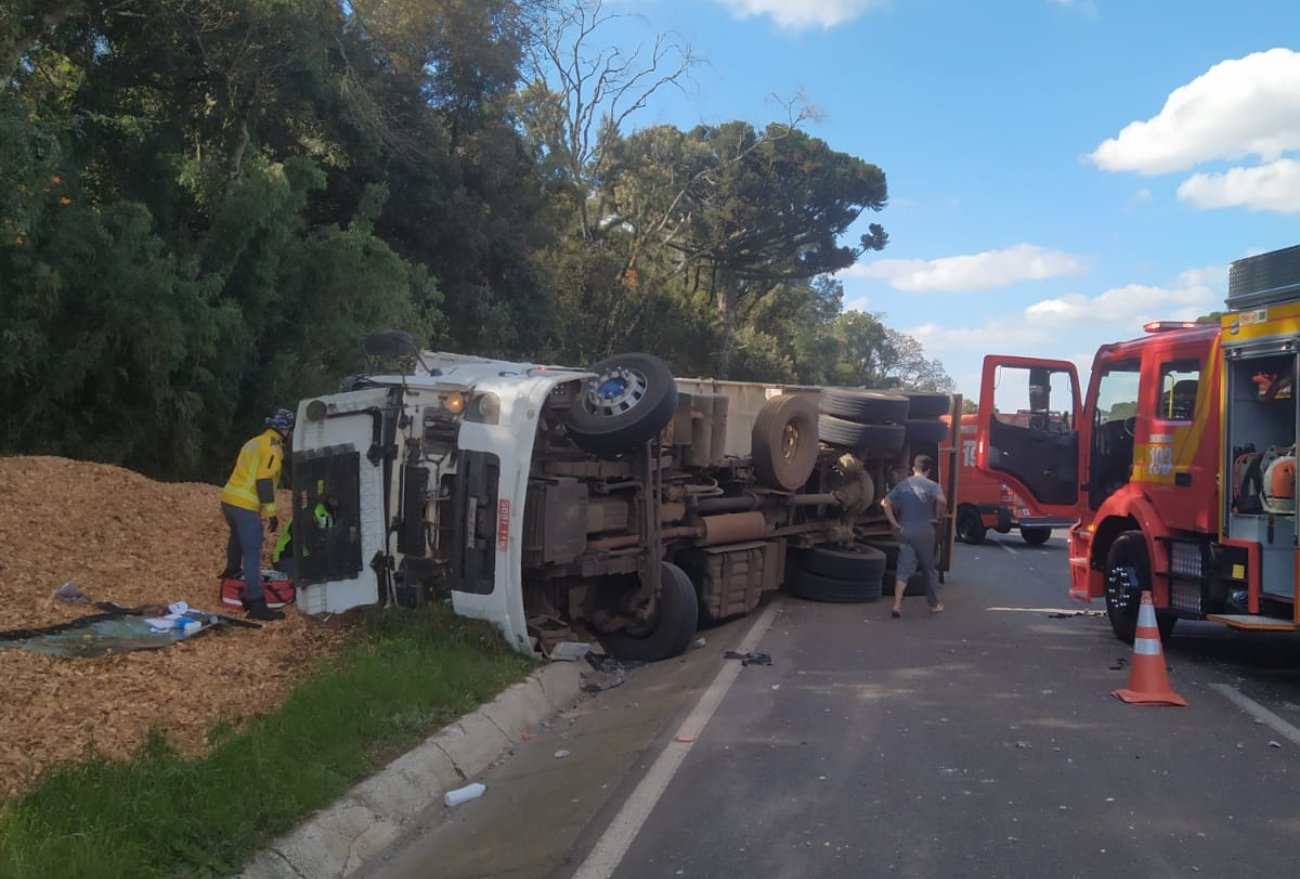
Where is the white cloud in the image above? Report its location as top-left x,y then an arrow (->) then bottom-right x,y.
711,0 -> 881,30
1135,188 -> 1152,201
1088,48 -> 1300,175
908,321 -> 1054,353
1049,0 -> 1098,14
1024,268 -> 1224,329
847,244 -> 1090,292
1178,159 -> 1300,214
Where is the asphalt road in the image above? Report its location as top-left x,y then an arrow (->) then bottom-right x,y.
360,531 -> 1300,879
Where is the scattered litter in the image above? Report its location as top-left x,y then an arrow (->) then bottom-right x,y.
586,653 -> 646,674
521,732 -> 533,741
694,637 -> 707,648
771,684 -> 780,690
1269,740 -> 1282,749
675,735 -> 695,743
554,750 -> 570,759
1015,741 -> 1030,749
581,669 -> 627,693
724,650 -> 772,667
444,782 -> 486,807
1109,657 -> 1129,670
548,641 -> 592,662
51,582 -> 89,604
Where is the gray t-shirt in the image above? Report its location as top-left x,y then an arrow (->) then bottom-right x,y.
885,475 -> 944,533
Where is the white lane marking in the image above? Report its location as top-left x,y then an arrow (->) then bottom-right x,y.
1210,684 -> 1300,747
1000,541 -> 1019,557
985,606 -> 1103,615
570,600 -> 781,879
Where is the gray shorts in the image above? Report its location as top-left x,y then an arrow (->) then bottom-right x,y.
895,529 -> 940,605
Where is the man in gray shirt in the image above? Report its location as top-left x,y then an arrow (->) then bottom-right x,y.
882,455 -> 947,618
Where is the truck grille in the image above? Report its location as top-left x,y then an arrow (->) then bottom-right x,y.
1168,540 -> 1203,579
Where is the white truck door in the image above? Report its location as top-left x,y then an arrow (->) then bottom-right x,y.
292,388 -> 394,615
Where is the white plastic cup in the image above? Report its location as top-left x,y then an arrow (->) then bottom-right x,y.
443,782 -> 486,807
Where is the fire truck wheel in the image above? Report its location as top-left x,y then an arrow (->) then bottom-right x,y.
798,544 -> 887,580
600,562 -> 699,662
905,418 -> 950,445
789,567 -> 881,603
1019,526 -> 1052,546
820,388 -> 910,424
566,353 -> 679,457
1105,531 -> 1176,644
818,414 -> 906,453
752,394 -> 820,490
900,391 -> 951,419
956,506 -> 986,544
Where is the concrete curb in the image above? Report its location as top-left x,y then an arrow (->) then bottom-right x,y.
238,661 -> 583,879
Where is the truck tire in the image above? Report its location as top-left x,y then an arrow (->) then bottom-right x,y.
789,566 -> 881,603
818,414 -> 906,453
1019,526 -> 1052,546
820,388 -> 909,424
752,394 -> 819,490
798,544 -> 887,581
1105,531 -> 1176,645
956,506 -> 986,544
566,353 -> 679,457
904,419 -> 949,445
900,391 -> 951,419
600,562 -> 699,662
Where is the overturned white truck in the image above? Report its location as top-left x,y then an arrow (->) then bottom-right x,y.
291,333 -> 956,660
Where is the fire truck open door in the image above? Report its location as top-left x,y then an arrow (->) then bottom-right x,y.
976,355 -> 1084,520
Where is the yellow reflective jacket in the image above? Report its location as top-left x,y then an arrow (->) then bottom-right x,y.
220,429 -> 285,516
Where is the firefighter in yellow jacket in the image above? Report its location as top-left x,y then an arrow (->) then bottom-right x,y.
220,409 -> 295,620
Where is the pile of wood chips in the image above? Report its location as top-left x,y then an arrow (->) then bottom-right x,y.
0,456 -> 362,801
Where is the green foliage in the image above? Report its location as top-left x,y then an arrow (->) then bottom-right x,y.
0,605 -> 532,879
1,0 -> 952,480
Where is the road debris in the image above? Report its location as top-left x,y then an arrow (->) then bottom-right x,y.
724,650 -> 772,667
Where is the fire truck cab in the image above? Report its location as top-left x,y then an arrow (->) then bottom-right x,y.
975,244 -> 1300,643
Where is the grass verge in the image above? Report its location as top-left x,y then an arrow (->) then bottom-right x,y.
0,605 -> 534,879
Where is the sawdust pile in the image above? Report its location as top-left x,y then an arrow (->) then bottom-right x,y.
0,456 -> 362,801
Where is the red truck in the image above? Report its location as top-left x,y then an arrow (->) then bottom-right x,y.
975,244 -> 1300,642
946,414 -> 1075,545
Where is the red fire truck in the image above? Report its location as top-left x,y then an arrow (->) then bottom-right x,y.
947,414 -> 1075,545
975,244 -> 1300,643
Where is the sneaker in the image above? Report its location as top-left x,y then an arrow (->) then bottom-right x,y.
245,598 -> 285,621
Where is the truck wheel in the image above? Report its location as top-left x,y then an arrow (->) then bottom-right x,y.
820,389 -> 909,424
956,506 -> 986,544
1019,526 -> 1052,546
900,391 -> 951,419
798,544 -> 886,580
904,419 -> 949,445
1105,531 -> 1176,644
789,567 -> 881,603
818,414 -> 905,453
600,562 -> 699,662
752,394 -> 819,490
566,353 -> 679,457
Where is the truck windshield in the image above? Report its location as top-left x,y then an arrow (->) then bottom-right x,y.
1090,360 -> 1141,509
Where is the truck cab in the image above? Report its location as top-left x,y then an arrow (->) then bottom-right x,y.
975,245 -> 1300,643
945,413 -> 1075,545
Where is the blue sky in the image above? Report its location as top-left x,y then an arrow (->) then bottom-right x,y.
599,0 -> 1299,399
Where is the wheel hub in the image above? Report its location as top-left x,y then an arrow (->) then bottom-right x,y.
1107,564 -> 1140,613
585,367 -> 648,417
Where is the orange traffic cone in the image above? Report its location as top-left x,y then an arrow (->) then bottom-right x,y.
1112,591 -> 1187,706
